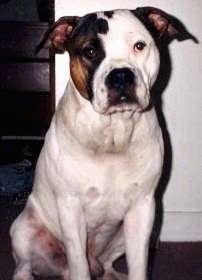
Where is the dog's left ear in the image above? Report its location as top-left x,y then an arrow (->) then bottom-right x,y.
35,16 -> 80,53
134,6 -> 198,43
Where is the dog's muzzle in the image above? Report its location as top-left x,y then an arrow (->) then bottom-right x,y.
105,67 -> 137,106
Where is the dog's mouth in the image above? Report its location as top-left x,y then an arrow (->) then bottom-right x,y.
104,88 -> 138,113
92,67 -> 150,115
106,101 -> 141,115
107,86 -> 138,106
92,86 -> 148,115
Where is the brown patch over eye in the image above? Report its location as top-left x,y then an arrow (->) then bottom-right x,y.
70,56 -> 90,99
69,36 -> 105,101
68,21 -> 106,101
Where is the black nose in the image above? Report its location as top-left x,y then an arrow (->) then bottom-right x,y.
105,67 -> 135,90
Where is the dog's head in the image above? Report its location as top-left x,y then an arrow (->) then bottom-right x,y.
40,7 -> 196,114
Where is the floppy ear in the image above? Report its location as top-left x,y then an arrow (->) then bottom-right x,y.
134,6 -> 198,43
36,16 -> 80,53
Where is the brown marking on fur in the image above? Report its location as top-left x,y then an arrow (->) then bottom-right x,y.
68,33 -> 105,100
70,56 -> 90,99
25,206 -> 67,269
34,227 -> 67,268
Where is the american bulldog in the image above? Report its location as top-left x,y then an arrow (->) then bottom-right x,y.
10,7 -> 194,280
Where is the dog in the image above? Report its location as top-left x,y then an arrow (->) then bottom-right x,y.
10,7 -> 194,280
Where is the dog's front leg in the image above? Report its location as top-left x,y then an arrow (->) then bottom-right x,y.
124,195 -> 155,280
57,196 -> 90,280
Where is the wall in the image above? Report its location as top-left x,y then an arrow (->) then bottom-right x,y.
55,0 -> 202,241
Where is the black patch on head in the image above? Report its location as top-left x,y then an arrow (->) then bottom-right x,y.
70,13 -> 98,38
69,13 -> 109,38
104,11 -> 114,18
131,10 -> 159,42
95,18 -> 109,34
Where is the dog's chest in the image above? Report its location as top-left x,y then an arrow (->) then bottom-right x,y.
77,157 -> 141,229
83,184 -> 136,229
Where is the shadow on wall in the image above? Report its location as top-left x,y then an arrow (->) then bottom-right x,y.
150,15 -> 198,249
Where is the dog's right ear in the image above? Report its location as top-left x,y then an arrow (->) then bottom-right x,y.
36,16 -> 80,53
134,7 -> 198,43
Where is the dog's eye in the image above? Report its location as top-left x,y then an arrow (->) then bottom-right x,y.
134,41 -> 146,52
83,46 -> 97,59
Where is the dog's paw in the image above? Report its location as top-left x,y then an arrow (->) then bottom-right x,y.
13,273 -> 34,280
100,269 -> 128,280
89,257 -> 104,278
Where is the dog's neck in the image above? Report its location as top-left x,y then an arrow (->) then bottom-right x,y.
56,81 -> 157,154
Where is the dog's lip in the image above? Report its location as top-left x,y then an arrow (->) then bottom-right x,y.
104,103 -> 141,115
92,96 -> 144,115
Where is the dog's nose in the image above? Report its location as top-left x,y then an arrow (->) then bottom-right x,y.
105,68 -> 136,105
105,67 -> 135,90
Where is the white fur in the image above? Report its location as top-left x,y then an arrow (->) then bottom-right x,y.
10,10 -> 164,280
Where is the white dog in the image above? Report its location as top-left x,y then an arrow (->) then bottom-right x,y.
10,7 -> 193,280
